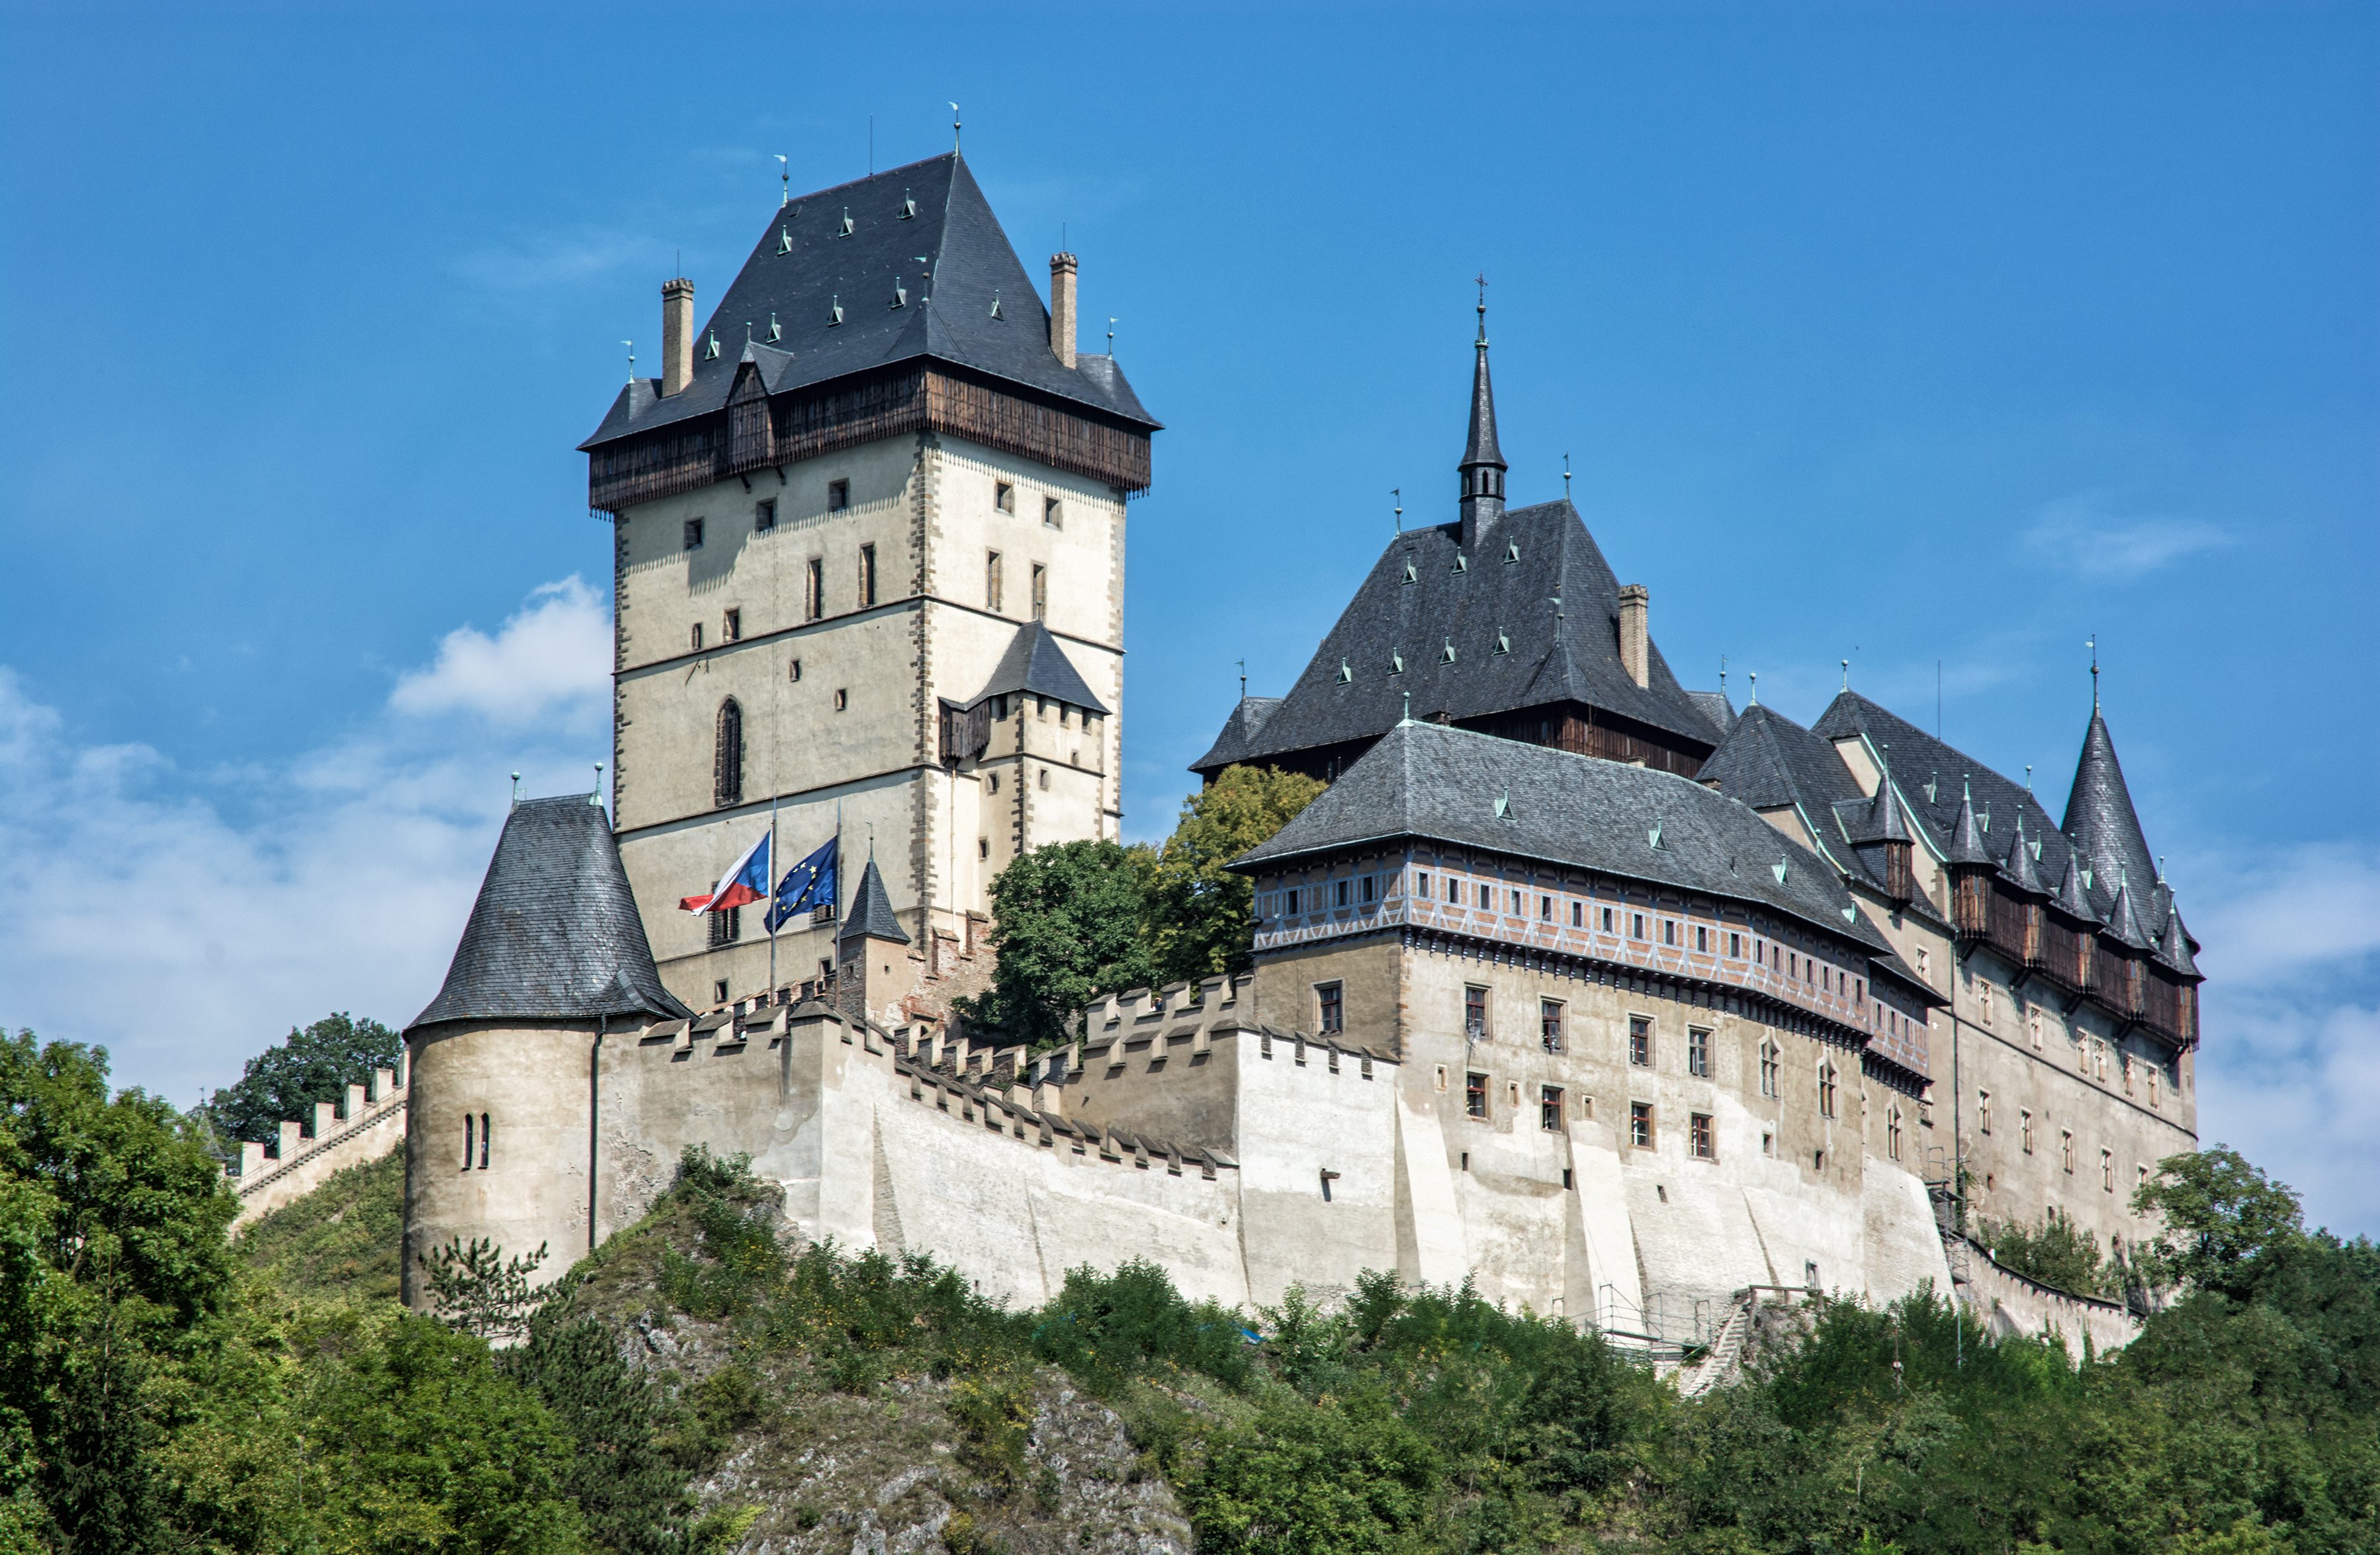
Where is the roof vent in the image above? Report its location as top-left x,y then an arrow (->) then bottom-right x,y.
828,294 -> 844,326
838,207 -> 854,237
703,330 -> 720,360
1648,822 -> 1663,850
1402,558 -> 1417,584
892,280 -> 907,308
989,290 -> 1002,320
1440,639 -> 1456,665
777,224 -> 793,255
1773,858 -> 1790,884
1841,907 -> 1859,924
1494,788 -> 1511,819
1337,658 -> 1352,684
899,189 -> 917,219
1389,651 -> 1404,674
1495,632 -> 1509,655
767,312 -> 781,343
1452,553 -> 1469,574
1505,541 -> 1521,564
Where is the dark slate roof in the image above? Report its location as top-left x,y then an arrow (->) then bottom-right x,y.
2062,710 -> 2160,921
1196,501 -> 1724,776
2159,905 -> 2201,977
2002,814 -> 2046,896
1236,720 -> 1892,956
410,797 -> 692,1031
1459,316 -> 1505,474
2106,877 -> 2156,951
2050,850 -> 2101,923
1944,784 -> 1992,867
973,620 -> 1108,715
1685,689 -> 1738,736
839,857 -> 910,945
581,154 -> 1155,453
1190,695 -> 1286,772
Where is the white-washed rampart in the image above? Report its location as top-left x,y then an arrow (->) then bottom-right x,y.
224,1065 -> 408,1227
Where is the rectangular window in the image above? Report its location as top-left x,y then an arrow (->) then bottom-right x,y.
1416,870 -> 1431,897
1760,1042 -> 1780,1098
754,498 -> 776,532
1629,1015 -> 1652,1067
684,517 -> 705,550
805,558 -> 824,620
722,608 -> 740,642
827,478 -> 850,511
1031,563 -> 1047,619
832,688 -> 848,712
1978,1090 -> 1992,1134
1696,924 -> 1709,952
1316,982 -> 1344,1035
1360,875 -> 1375,904
1540,893 -> 1553,920
1571,901 -> 1583,927
1818,1062 -> 1837,1118
1464,985 -> 1488,1040
1663,919 -> 1676,946
1282,888 -> 1299,916
708,905 -> 741,946
995,480 -> 1016,514
858,544 -> 877,607
1334,878 -> 1350,908
1541,1085 -> 1565,1132
1043,496 -> 1063,528
1691,1112 -> 1714,1159
1632,912 -> 1646,940
1887,1106 -> 1903,1161
1980,981 -> 1994,1026
1477,883 -> 1491,910
1630,1101 -> 1654,1149
2101,1149 -> 2115,1192
1689,1027 -> 1710,1077
1540,999 -> 1564,1053
1730,932 -> 1743,957
2062,1130 -> 2076,1174
2021,1110 -> 2035,1153
2148,1065 -> 2160,1108
1466,1071 -> 1488,1119
689,622 -> 703,652
986,551 -> 1003,611
1601,906 -> 1614,932
1447,876 -> 1460,903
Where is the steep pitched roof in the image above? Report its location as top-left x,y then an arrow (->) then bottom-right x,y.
1685,689 -> 1738,736
973,620 -> 1108,715
582,154 -> 1155,453
2062,709 -> 2160,920
1196,502 -> 1723,776
2002,813 -> 2046,896
838,857 -> 910,945
1944,783 -> 1992,867
410,797 -> 691,1031
1191,695 -> 1286,772
1236,720 -> 1890,955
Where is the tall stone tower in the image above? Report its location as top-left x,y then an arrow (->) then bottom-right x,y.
580,154 -> 1158,1013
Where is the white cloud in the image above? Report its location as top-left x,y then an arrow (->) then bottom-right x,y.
2023,493 -> 2231,581
388,576 -> 611,723
0,580 -> 614,1118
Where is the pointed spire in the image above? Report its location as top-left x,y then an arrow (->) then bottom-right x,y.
2062,705 -> 2158,913
1457,276 -> 1507,551
1869,761 -> 1908,842
1945,778 -> 1992,867
2001,811 -> 2045,895
2107,872 -> 2155,950
2050,849 -> 2100,923
2158,900 -> 2200,977
838,857 -> 910,946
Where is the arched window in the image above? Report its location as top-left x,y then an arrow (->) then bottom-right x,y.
714,698 -> 744,807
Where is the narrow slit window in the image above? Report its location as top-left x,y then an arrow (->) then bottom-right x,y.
827,478 -> 850,511
858,543 -> 877,607
1030,564 -> 1047,619
478,1112 -> 490,1170
986,551 -> 1004,612
462,1113 -> 474,1170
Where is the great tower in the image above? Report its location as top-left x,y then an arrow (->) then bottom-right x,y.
580,154 -> 1158,1016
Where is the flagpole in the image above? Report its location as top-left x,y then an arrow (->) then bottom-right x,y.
768,790 -> 779,998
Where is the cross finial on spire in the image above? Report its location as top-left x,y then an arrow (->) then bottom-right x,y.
1237,659 -> 1246,699
1563,451 -> 1571,501
1392,487 -> 1401,531
1474,272 -> 1489,345
776,154 -> 789,206
949,103 -> 961,154
2087,635 -> 2099,710
1748,671 -> 1757,705
1841,658 -> 1851,691
622,340 -> 634,383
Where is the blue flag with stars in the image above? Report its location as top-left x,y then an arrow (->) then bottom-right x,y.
766,836 -> 838,933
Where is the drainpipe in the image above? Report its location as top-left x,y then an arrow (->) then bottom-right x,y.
590,1015 -> 606,1251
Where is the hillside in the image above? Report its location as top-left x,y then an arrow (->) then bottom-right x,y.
235,1147 -> 405,1301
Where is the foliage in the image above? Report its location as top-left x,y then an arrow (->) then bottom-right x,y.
235,1147 -> 405,1303
507,1304 -> 694,1555
418,1235 -> 552,1343
1141,764 -> 1325,984
2133,1144 -> 2309,1298
200,1012 -> 400,1151
1982,1208 -> 2119,1299
957,838 -> 1158,1047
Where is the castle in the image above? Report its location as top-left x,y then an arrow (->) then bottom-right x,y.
390,152 -> 2201,1351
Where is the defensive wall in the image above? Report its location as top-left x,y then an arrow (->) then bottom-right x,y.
224,1065 -> 409,1227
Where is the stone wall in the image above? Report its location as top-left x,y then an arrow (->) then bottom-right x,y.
1955,1233 -> 2142,1356
226,1065 -> 408,1227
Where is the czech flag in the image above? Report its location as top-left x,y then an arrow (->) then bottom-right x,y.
679,830 -> 771,914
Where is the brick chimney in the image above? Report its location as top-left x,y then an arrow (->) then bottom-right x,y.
1048,253 -> 1077,369
662,277 -> 695,396
1618,584 -> 1650,688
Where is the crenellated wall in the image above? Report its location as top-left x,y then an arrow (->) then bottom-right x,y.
226,1065 -> 408,1227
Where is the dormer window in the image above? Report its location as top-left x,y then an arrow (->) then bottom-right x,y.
1495,632 -> 1509,654
1452,553 -> 1469,574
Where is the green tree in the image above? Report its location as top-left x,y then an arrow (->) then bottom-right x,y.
508,1309 -> 693,1555
201,1012 -> 400,1150
1186,1388 -> 1440,1555
957,839 -> 1157,1048
1982,1210 -> 2116,1298
1143,764 -> 1325,985
2133,1146 -> 2307,1298
418,1236 -> 551,1344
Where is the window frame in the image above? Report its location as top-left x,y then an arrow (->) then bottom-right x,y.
1688,1026 -> 1711,1078
1628,1014 -> 1652,1067
1540,1085 -> 1565,1133
1629,1100 -> 1655,1149
1690,1111 -> 1715,1160
1465,1071 -> 1489,1120
1316,981 -> 1344,1035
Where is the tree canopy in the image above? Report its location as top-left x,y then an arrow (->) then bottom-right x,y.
201,1012 -> 401,1149
1142,764 -> 1325,985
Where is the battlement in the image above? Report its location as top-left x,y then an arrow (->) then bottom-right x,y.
225,1064 -> 409,1227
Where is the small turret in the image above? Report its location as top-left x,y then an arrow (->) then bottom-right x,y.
836,856 -> 914,1027
1456,285 -> 1507,554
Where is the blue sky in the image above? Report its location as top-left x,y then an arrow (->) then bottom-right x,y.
3,2 -> 2374,1233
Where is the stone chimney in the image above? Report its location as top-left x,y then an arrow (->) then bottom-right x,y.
1049,253 -> 1077,369
662,277 -> 695,396
1618,584 -> 1650,689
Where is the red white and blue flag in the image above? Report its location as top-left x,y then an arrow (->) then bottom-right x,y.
679,830 -> 771,914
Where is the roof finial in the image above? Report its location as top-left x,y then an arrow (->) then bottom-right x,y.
1392,487 -> 1402,531
2025,763 -> 2033,793
949,102 -> 961,155
1237,658 -> 1246,699
592,761 -> 605,805
510,771 -> 521,807
621,339 -> 635,384
2087,634 -> 2099,711
1720,654 -> 1727,693
776,153 -> 789,206
1563,451 -> 1572,502
1402,690 -> 1412,724
1747,671 -> 1757,705
1107,316 -> 1116,353
1475,272 -> 1489,344
1841,658 -> 1851,691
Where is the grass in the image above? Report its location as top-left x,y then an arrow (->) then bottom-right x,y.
235,1146 -> 405,1302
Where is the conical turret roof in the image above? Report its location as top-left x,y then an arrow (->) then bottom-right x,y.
2002,811 -> 2045,895
2050,851 -> 2100,923
1945,781 -> 1992,867
2062,709 -> 2158,915
1460,296 -> 1505,476
838,857 -> 910,945
2158,902 -> 2201,977
410,796 -> 691,1031
2107,873 -> 2156,950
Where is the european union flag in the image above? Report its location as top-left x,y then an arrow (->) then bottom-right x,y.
765,836 -> 838,933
